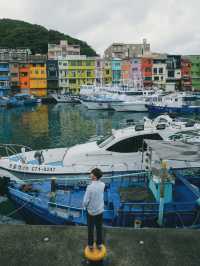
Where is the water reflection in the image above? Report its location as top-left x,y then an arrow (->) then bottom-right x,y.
1,103 -> 199,151
0,104 -> 149,150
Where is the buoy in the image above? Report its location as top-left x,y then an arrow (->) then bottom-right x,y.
84,243 -> 106,262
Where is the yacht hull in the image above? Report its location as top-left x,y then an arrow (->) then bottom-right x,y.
81,101 -> 113,110
147,105 -> 200,114
112,102 -> 148,112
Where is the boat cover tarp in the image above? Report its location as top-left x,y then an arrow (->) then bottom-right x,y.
144,139 -> 200,162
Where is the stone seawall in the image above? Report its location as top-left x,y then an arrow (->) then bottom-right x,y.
0,225 -> 200,266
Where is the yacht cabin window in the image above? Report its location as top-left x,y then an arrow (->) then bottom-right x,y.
106,133 -> 163,153
98,135 -> 115,148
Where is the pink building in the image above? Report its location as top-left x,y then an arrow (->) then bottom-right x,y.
131,58 -> 143,88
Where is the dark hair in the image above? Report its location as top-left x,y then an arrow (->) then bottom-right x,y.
91,168 -> 103,180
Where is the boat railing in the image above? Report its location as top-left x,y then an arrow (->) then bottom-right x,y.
120,202 -> 159,213
0,143 -> 32,159
165,201 -> 196,212
21,171 -> 150,187
9,187 -> 34,202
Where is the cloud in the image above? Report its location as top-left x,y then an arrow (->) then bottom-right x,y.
0,0 -> 200,55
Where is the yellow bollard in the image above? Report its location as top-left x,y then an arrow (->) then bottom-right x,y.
84,243 -> 107,262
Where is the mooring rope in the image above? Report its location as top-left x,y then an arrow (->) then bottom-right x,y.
0,198 -> 33,222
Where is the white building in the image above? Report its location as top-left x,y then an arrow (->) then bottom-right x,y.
152,54 -> 167,89
48,40 -> 80,60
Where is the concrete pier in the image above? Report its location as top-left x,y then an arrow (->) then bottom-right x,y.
0,225 -> 200,266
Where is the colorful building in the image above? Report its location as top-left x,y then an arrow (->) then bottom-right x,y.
185,55 -> 200,90
166,55 -> 181,91
131,58 -> 143,88
152,54 -> 167,89
181,57 -> 192,90
9,63 -> 20,93
102,60 -> 112,85
121,59 -> 132,86
0,62 -> 10,96
19,63 -> 29,94
46,60 -> 59,93
141,56 -> 153,87
95,58 -> 103,86
58,55 -> 96,94
112,58 -> 121,84
29,55 -> 47,97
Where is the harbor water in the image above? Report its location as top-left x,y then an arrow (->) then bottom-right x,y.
0,102 -> 200,224
0,103 -> 150,150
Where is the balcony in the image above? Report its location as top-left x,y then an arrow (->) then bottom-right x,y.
0,67 -> 9,72
0,76 -> 9,81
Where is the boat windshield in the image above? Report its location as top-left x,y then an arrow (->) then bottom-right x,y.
97,135 -> 115,148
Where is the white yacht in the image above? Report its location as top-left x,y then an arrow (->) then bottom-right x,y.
51,93 -> 80,103
111,90 -> 163,112
0,115 -> 200,180
81,95 -> 122,110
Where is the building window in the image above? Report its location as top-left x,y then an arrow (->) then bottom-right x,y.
87,71 -> 92,77
71,71 -> 76,77
154,76 -> 159,81
159,68 -> 163,74
11,73 -> 18,77
168,70 -> 175,78
69,79 -> 76,84
153,68 -> 157,74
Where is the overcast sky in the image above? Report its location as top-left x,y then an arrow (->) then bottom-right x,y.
1,0 -> 200,56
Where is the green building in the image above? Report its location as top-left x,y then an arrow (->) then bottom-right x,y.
185,55 -> 200,90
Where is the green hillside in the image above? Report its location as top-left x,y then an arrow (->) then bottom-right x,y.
0,18 -> 97,56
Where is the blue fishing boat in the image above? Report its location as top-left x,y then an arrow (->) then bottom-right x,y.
147,93 -> 200,114
7,96 -> 24,107
0,96 -> 9,107
7,94 -> 39,108
7,157 -> 200,228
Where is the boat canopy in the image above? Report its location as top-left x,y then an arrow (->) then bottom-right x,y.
144,139 -> 200,162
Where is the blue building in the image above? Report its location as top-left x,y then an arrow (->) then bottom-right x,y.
0,62 -> 10,96
112,58 -> 121,84
46,60 -> 59,93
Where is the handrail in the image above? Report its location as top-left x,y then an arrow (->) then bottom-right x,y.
19,171 -> 151,183
0,143 -> 32,158
48,201 -> 83,212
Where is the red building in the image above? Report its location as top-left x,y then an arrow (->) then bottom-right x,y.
181,58 -> 192,90
141,57 -> 153,87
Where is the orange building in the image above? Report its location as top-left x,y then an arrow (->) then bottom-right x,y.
121,59 -> 132,84
29,55 -> 47,97
141,57 -> 153,87
19,63 -> 30,94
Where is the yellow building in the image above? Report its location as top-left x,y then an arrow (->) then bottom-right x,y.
29,55 -> 47,97
58,55 -> 96,94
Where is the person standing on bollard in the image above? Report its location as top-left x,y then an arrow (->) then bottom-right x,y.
83,168 -> 105,251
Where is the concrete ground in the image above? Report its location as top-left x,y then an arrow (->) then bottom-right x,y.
0,225 -> 200,266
